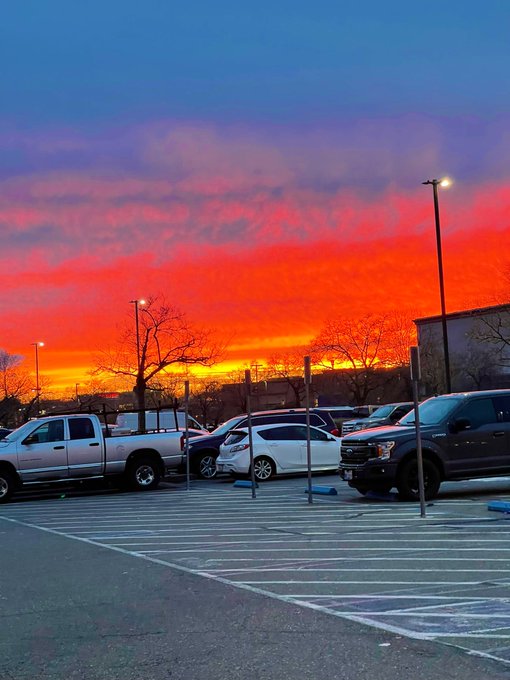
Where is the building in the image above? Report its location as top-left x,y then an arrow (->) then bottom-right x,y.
415,302 -> 510,395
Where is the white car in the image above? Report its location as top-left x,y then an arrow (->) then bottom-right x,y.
216,423 -> 342,482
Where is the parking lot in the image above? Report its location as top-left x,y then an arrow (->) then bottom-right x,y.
3,474 -> 510,668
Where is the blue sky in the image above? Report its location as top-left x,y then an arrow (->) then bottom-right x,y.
3,1 -> 510,124
2,1 -> 510,390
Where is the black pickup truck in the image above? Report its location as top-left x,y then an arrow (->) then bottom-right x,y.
339,389 -> 510,500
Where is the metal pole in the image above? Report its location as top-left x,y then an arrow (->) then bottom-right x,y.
34,343 -> 40,416
410,346 -> 426,517
245,369 -> 256,499
304,356 -> 313,505
432,181 -> 452,393
184,380 -> 190,491
424,180 -> 451,393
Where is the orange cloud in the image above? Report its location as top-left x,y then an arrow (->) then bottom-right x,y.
2,122 -> 510,391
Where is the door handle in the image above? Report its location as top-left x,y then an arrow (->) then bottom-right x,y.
89,442 -> 100,447
53,445 -> 65,450
493,431 -> 505,437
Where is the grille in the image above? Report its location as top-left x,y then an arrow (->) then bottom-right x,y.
340,441 -> 377,464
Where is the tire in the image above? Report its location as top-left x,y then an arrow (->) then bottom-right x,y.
196,453 -> 217,479
253,456 -> 276,482
126,456 -> 161,491
0,468 -> 15,504
397,457 -> 441,501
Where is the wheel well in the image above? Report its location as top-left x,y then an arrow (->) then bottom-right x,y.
0,462 -> 21,487
126,449 -> 164,475
397,450 -> 444,480
192,449 -> 218,469
254,454 -> 277,470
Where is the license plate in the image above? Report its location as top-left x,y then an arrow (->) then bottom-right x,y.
343,470 -> 353,481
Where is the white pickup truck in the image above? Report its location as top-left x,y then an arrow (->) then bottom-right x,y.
0,413 -> 185,503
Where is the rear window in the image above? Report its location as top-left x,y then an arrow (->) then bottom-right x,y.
224,430 -> 248,446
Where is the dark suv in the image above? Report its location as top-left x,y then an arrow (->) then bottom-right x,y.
186,409 -> 340,479
339,390 -> 510,501
341,402 -> 414,435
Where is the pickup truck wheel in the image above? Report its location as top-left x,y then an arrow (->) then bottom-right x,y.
127,457 -> 161,491
397,458 -> 441,501
197,453 -> 217,479
253,456 -> 275,482
0,469 -> 15,504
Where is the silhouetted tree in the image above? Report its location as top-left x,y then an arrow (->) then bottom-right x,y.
95,296 -> 222,430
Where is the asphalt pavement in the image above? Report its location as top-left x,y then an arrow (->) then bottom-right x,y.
2,474 -> 510,679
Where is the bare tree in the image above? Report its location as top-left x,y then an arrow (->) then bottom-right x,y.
0,350 -> 35,426
190,378 -> 225,428
96,296 -> 222,429
470,313 -> 510,367
266,351 -> 306,407
310,315 -> 396,405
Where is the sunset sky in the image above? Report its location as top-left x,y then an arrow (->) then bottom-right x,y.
2,2 -> 510,392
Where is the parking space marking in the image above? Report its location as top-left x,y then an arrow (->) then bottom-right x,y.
4,480 -> 510,664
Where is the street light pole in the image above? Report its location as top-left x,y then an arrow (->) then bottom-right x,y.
423,178 -> 452,393
129,299 -> 146,431
32,342 -> 44,415
129,299 -> 146,373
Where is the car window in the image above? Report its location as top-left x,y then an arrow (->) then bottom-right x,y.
493,395 -> 510,423
454,399 -> 498,429
224,430 -> 248,445
400,396 -> 462,426
258,426 -> 304,441
394,406 -> 412,419
29,419 -> 65,444
69,417 -> 96,440
309,427 -> 330,441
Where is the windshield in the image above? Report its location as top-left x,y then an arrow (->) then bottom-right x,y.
1,420 -> 38,442
211,416 -> 245,436
399,396 -> 463,426
368,404 -> 394,419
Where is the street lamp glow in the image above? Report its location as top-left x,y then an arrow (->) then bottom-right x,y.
440,178 -> 451,188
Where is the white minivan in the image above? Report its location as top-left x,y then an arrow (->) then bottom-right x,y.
115,410 -> 207,434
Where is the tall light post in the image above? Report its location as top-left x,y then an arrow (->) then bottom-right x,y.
32,341 -> 44,415
129,299 -> 146,373
422,178 -> 452,393
130,299 -> 146,431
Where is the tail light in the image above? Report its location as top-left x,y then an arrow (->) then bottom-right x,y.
180,434 -> 184,450
331,428 -> 340,437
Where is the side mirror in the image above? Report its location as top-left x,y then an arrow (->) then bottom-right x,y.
451,418 -> 471,433
22,433 -> 39,445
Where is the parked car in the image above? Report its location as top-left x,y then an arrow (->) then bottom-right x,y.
339,389 -> 510,501
185,408 -> 341,479
216,423 -> 341,481
0,413 -> 185,503
313,406 -> 358,431
341,402 -> 414,435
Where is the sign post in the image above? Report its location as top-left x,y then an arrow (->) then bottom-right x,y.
410,346 -> 426,518
245,369 -> 256,499
184,380 -> 190,491
304,356 -> 313,505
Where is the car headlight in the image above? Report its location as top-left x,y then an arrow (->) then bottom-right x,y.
375,441 -> 395,460
354,424 -> 363,431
